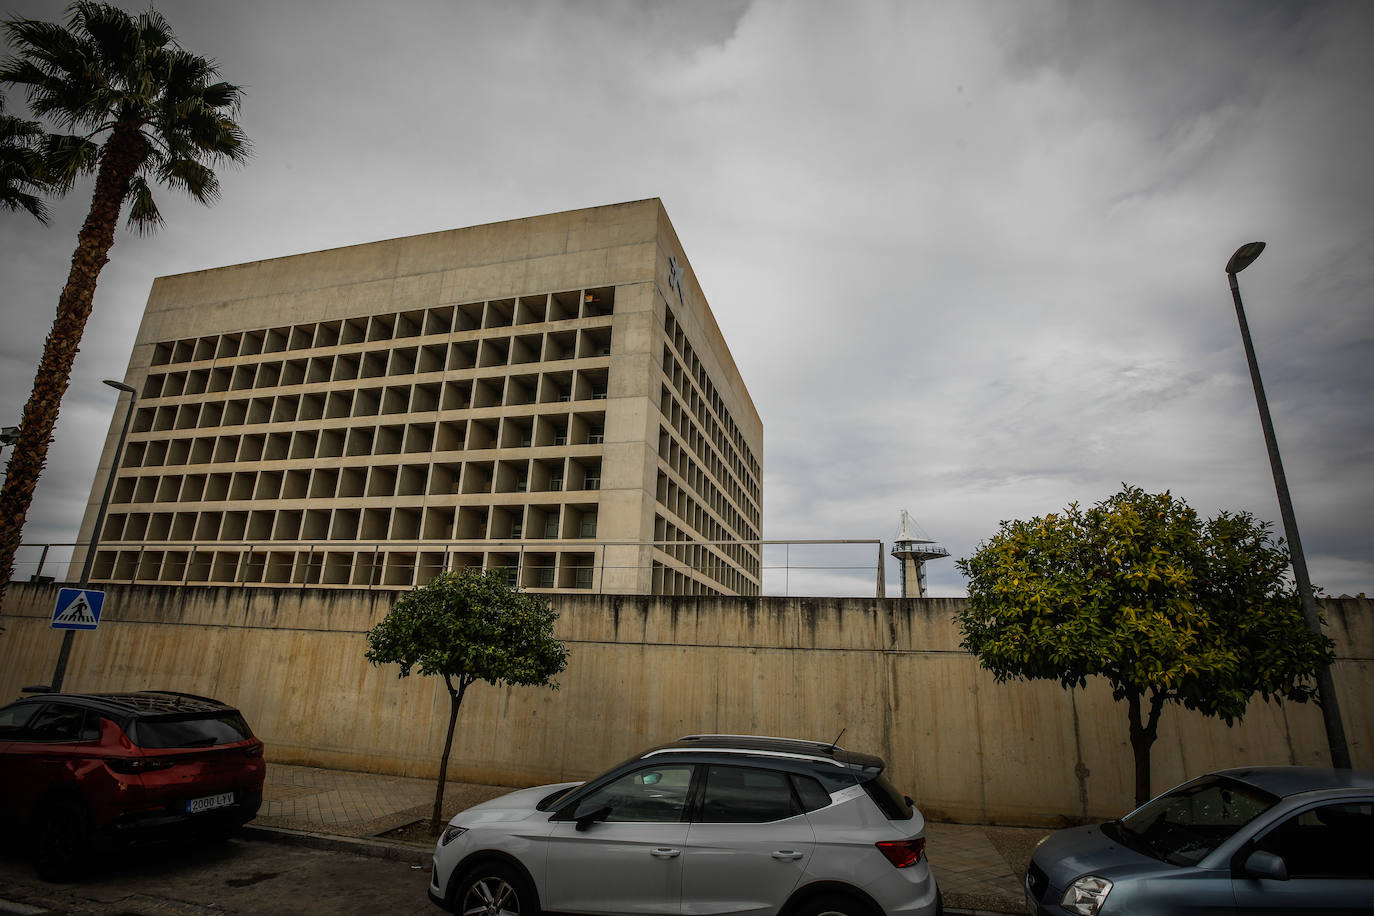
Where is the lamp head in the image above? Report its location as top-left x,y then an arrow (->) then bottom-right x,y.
102,379 -> 136,394
1226,241 -> 1266,275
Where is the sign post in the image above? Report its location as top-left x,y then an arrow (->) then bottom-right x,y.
42,380 -> 136,693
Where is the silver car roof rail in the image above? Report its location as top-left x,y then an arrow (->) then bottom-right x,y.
645,747 -> 850,768
678,733 -> 844,750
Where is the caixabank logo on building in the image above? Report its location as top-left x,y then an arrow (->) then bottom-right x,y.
668,254 -> 689,307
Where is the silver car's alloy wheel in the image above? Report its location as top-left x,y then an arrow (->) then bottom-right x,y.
462,876 -> 520,916
797,895 -> 880,916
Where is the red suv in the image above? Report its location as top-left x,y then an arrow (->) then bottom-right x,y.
0,690 -> 265,880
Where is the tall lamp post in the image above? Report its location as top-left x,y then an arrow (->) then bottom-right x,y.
1226,242 -> 1350,769
48,379 -> 138,693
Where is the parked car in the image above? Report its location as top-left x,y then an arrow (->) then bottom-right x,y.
0,690 -> 266,880
428,734 -> 942,916
1025,766 -> 1374,915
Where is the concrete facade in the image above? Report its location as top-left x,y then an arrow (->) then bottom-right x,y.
72,200 -> 763,596
3,584 -> 1369,826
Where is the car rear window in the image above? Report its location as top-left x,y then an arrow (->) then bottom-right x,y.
130,711 -> 253,748
863,772 -> 915,820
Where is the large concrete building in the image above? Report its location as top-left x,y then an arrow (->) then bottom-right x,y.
73,200 -> 762,596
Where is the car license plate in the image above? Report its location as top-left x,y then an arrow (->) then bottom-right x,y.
187,792 -> 235,814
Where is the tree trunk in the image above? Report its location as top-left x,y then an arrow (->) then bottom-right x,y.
0,122 -> 148,616
431,676 -> 469,832
1127,690 -> 1167,809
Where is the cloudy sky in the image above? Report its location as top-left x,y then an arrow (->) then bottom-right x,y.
2,0 -> 1371,597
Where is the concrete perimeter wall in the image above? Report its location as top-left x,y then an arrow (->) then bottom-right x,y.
1,584 -> 1369,826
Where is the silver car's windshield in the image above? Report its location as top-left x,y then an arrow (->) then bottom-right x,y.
1109,775 -> 1278,866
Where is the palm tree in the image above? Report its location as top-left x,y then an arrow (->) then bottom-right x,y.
0,2 -> 249,610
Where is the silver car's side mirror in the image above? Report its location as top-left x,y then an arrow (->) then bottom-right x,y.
575,805 -> 613,832
1241,850 -> 1289,882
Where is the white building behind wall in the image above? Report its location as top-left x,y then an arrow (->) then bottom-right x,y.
72,199 -> 763,596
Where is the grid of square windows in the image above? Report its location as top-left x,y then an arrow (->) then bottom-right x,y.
653,306 -> 762,596
92,288 -> 616,592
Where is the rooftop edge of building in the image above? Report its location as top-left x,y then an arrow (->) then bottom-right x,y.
152,197 -> 667,283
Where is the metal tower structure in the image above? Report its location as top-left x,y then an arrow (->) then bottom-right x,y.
890,510 -> 949,598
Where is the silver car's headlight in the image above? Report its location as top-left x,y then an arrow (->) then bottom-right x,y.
440,825 -> 469,846
1060,875 -> 1112,915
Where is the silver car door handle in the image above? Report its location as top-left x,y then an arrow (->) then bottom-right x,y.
650,847 -> 681,858
772,850 -> 804,860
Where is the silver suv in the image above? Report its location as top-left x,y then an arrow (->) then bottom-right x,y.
428,735 -> 942,916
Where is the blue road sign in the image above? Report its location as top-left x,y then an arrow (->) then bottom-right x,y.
52,588 -> 105,630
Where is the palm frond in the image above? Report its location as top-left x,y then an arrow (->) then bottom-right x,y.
3,19 -> 88,74
136,8 -> 174,49
124,172 -> 162,233
0,98 -> 53,222
74,2 -> 142,70
199,80 -> 243,114
155,155 -> 218,204
2,19 -> 106,131
0,95 -> 43,140
41,131 -> 98,191
0,187 -> 47,221
164,47 -> 216,96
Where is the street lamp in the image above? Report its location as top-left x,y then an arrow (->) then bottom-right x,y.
48,379 -> 138,693
1226,242 -> 1350,769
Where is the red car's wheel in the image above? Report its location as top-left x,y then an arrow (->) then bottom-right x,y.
33,797 -> 91,883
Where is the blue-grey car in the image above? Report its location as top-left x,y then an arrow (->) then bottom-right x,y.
1025,766 -> 1374,915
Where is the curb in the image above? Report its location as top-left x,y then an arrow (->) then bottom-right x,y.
241,823 -> 432,866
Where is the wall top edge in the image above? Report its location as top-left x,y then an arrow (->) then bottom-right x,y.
152,199 -> 665,284
4,582 -> 1367,652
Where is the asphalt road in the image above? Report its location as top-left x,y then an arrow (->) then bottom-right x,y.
0,835 -> 437,915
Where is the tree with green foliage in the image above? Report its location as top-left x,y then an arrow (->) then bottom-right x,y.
365,569 -> 570,830
0,3 -> 249,612
955,485 -> 1333,807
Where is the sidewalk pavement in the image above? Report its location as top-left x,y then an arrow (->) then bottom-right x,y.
249,763 -> 1046,916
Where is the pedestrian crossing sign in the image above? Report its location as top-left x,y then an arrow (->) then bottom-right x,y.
51,588 -> 105,630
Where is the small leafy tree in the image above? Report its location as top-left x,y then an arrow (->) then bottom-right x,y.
956,485 -> 1332,808
365,569 -> 569,830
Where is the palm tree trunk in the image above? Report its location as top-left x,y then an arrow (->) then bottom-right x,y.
0,122 -> 147,616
